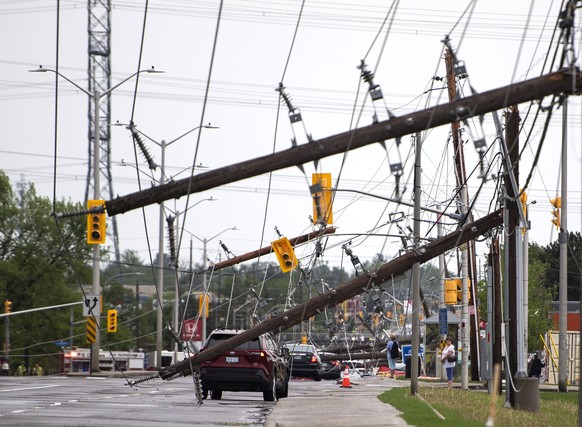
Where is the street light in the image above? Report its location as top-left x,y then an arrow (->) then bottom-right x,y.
117,123 -> 218,368
30,65 -> 162,373
188,226 -> 239,343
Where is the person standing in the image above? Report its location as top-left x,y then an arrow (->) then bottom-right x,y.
1,360 -> 9,376
528,353 -> 545,379
16,363 -> 26,376
441,336 -> 456,390
32,363 -> 44,376
387,335 -> 400,379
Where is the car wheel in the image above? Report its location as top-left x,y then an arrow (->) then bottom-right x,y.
313,370 -> 322,382
210,390 -> 222,400
276,372 -> 289,399
263,370 -> 277,402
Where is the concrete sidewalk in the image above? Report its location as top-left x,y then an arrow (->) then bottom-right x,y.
264,375 -> 411,427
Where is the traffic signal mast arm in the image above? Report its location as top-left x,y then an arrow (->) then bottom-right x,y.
142,208 -> 502,383
107,69 -> 580,217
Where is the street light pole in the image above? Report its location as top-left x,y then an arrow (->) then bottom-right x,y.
30,66 -> 162,373
189,227 -> 238,343
146,125 -> 217,368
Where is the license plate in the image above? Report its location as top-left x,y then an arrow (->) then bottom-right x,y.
293,355 -> 303,360
226,356 -> 239,363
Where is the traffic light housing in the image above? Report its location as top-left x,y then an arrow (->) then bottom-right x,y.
444,279 -> 459,305
87,200 -> 106,244
550,197 -> 561,229
4,300 -> 11,314
311,173 -> 333,225
107,309 -> 117,333
444,278 -> 471,304
198,294 -> 210,318
272,237 -> 298,273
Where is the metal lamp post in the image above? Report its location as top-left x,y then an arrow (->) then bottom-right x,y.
188,227 -> 238,343
132,124 -> 217,368
30,66 -> 162,372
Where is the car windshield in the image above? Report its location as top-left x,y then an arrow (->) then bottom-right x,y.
205,333 -> 261,351
285,344 -> 316,353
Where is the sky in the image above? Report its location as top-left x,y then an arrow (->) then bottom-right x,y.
1,0 -> 581,288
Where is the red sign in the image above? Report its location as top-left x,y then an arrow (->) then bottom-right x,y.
181,319 -> 203,342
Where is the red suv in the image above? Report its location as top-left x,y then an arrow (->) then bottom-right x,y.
199,329 -> 290,401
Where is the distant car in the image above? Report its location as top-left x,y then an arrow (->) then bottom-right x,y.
199,329 -> 290,401
319,352 -> 342,380
285,343 -> 322,381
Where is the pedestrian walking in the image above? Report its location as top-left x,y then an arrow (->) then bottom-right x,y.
16,363 -> 26,376
528,353 -> 545,379
387,334 -> 400,378
441,336 -> 456,390
32,363 -> 44,376
1,360 -> 9,376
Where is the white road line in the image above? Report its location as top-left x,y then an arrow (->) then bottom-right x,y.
0,385 -> 59,392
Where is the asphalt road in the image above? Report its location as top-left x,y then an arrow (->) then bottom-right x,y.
0,373 -> 409,426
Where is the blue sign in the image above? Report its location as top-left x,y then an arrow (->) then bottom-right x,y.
53,341 -> 69,347
401,344 -> 424,358
439,308 -> 448,336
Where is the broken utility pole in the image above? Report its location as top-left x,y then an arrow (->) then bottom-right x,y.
107,69 -> 580,217
131,208 -> 502,384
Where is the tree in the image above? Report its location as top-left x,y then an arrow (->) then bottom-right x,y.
0,172 -> 91,372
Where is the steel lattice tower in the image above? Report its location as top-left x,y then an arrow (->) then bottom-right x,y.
86,0 -> 121,265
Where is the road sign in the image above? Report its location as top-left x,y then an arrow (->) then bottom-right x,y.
86,317 -> 96,344
82,295 -> 100,317
439,308 -> 448,336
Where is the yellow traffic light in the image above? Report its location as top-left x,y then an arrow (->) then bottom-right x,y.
550,197 -> 562,209
107,309 -> 117,333
551,209 -> 561,229
87,200 -> 106,244
271,237 -> 298,273
198,294 -> 210,318
311,173 -> 333,225
444,279 -> 458,305
4,300 -> 12,314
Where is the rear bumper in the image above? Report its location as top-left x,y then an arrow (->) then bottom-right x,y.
200,367 -> 271,392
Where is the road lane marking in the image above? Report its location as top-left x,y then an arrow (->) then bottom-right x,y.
0,385 -> 59,392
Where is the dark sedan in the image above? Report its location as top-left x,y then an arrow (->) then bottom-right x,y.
285,343 -> 322,381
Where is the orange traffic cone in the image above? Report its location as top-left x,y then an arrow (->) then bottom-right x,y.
340,366 -> 352,388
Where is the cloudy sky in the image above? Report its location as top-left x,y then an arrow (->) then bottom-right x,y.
1,1 -> 580,281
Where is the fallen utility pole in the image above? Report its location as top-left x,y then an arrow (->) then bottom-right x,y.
209,226 -> 336,272
132,208 -> 502,383
107,69 -> 579,217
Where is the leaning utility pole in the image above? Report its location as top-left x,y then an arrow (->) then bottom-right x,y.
138,209 -> 503,383
105,69 -> 581,218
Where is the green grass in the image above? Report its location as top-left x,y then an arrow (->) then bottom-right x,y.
378,386 -> 577,427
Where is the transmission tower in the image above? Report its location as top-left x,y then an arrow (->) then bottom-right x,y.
86,0 -> 121,266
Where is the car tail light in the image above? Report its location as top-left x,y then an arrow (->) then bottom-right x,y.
249,351 -> 265,357
310,355 -> 317,363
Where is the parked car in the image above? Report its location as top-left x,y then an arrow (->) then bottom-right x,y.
319,352 -> 342,380
199,329 -> 290,401
285,343 -> 322,381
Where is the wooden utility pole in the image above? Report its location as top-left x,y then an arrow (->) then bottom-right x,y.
138,209 -> 503,382
505,105 -> 520,406
209,227 -> 336,272
105,70 -> 581,217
